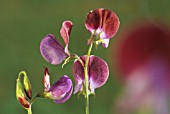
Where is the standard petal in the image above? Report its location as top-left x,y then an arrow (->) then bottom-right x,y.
48,75 -> 72,100
54,86 -> 73,103
85,9 -> 101,33
89,56 -> 109,91
40,34 -> 68,65
100,9 -> 120,39
60,21 -> 73,54
73,55 -> 109,94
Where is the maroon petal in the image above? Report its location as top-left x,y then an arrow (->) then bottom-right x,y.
85,9 -> 101,32
48,75 -> 72,101
40,34 -> 68,65
73,56 -> 86,94
60,21 -> 73,54
89,56 -> 109,92
17,97 -> 30,109
85,8 -> 120,39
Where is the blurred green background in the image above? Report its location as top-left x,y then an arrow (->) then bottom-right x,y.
0,0 -> 170,114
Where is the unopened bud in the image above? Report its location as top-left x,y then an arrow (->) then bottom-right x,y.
43,67 -> 50,91
22,71 -> 32,99
16,78 -> 30,109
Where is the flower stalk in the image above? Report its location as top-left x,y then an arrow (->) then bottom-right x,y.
16,8 -> 119,114
84,42 -> 93,114
27,106 -> 32,114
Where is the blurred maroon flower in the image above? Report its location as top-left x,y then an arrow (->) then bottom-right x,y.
115,21 -> 170,114
40,21 -> 73,65
42,68 -> 73,103
85,8 -> 120,48
73,55 -> 109,94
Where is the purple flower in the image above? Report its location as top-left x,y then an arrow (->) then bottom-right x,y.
43,68 -> 73,103
73,55 -> 109,94
40,21 -> 73,65
85,8 -> 120,48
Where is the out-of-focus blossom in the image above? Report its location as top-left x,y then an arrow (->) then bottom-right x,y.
42,68 -> 73,103
73,55 -> 109,94
85,8 -> 120,48
40,21 -> 73,65
115,21 -> 170,114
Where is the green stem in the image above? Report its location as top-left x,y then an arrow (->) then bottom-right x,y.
75,54 -> 85,67
84,43 -> 93,114
30,93 -> 39,104
27,106 -> 32,114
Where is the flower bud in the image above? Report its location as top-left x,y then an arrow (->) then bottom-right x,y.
43,67 -> 50,91
23,72 -> 32,99
40,68 -> 73,104
16,78 -> 30,109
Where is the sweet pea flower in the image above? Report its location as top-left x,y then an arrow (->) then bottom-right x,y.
85,8 -> 120,48
115,21 -> 170,114
40,21 -> 73,65
73,55 -> 109,94
42,68 -> 73,103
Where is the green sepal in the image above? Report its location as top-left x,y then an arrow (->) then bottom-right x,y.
38,92 -> 56,100
62,54 -> 78,68
62,57 -> 70,68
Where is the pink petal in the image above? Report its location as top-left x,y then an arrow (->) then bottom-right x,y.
60,21 -> 73,54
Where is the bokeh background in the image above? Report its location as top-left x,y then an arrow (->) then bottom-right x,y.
1,0 -> 170,114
